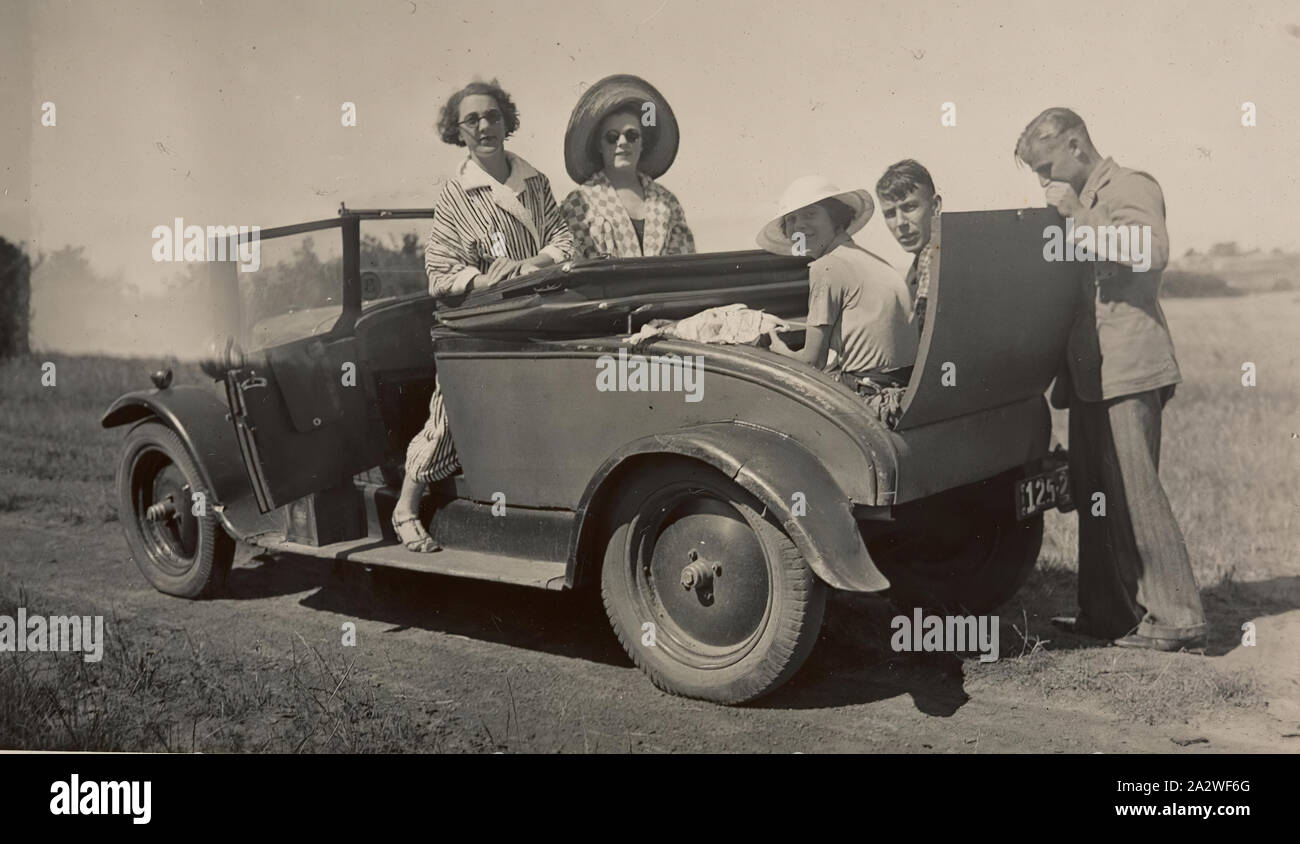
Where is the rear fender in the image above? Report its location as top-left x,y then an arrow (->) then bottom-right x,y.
570,422 -> 888,593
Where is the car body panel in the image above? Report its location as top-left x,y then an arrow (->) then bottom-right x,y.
432,333 -> 889,509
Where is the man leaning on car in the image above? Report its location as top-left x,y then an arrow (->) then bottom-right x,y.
1015,107 -> 1207,652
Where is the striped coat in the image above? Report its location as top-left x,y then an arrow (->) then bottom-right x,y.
560,170 -> 695,259
406,152 -> 574,487
425,151 -> 575,302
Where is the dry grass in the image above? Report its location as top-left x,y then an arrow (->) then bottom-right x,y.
0,354 -> 211,524
969,568 -> 1264,726
0,579 -> 493,752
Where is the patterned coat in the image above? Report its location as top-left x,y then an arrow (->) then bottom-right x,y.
425,151 -> 574,302
560,170 -> 695,259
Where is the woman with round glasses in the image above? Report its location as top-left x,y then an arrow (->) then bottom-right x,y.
393,78 -> 574,553
560,75 -> 695,258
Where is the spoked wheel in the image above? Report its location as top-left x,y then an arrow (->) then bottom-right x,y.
868,479 -> 1043,614
116,421 -> 234,598
600,458 -> 826,704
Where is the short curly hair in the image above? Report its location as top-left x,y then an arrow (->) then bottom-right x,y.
437,79 -> 520,147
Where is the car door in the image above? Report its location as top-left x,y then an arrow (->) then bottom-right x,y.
225,334 -> 386,511
218,214 -> 387,512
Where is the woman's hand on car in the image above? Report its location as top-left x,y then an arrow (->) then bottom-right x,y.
482,257 -> 525,286
519,253 -> 558,275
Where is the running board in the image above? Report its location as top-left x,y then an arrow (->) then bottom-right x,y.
252,534 -> 570,591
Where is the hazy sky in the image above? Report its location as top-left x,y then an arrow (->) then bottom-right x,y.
3,0 -> 1299,354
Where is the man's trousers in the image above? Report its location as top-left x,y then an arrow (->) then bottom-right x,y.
1068,385 -> 1206,640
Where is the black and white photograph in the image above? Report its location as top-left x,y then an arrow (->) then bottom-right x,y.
0,0 -> 1295,811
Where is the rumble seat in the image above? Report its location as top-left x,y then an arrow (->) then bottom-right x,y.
893,208 -> 1081,430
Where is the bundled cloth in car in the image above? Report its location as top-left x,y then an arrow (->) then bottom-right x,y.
623,303 -> 788,346
624,304 -> 909,428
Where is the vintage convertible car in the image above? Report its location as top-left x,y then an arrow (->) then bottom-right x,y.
103,205 -> 1077,704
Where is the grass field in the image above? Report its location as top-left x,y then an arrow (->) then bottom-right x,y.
0,291 -> 1296,748
1036,291 -> 1300,588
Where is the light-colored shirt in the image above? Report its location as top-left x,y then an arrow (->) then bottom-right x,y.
807,236 -> 918,375
1066,157 -> 1180,401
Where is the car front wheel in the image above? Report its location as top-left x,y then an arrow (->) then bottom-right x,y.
599,457 -> 826,704
116,421 -> 235,599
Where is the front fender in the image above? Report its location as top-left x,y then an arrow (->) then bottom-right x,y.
101,386 -> 260,537
571,422 -> 889,593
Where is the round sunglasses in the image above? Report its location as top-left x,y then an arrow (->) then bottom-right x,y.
602,128 -> 642,145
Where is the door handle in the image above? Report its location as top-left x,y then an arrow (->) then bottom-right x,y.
240,376 -> 268,390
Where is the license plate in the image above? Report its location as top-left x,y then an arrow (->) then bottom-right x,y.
1015,464 -> 1072,520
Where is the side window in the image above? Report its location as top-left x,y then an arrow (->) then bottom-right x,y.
240,231 -> 344,350
360,220 -> 429,307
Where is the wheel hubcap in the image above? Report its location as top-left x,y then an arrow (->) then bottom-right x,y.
132,449 -> 200,575
630,489 -> 773,669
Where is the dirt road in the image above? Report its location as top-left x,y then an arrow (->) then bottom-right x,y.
3,512 -> 1294,753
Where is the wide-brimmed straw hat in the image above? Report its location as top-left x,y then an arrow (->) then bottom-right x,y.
564,74 -> 680,184
755,175 -> 875,255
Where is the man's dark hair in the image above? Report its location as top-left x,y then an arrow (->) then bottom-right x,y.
876,159 -> 936,203
437,78 -> 521,147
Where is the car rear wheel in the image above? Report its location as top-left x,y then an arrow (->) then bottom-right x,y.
867,479 -> 1043,614
116,421 -> 235,599
599,458 -> 826,704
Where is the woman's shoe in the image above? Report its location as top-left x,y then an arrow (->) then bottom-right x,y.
391,515 -> 441,553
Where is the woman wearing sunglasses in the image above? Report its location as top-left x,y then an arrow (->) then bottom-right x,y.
560,75 -> 695,258
393,78 -> 575,553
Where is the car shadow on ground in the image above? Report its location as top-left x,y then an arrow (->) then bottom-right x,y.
226,549 -> 629,666
758,592 -> 975,712
759,568 -> 1300,710
222,549 -> 1300,710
